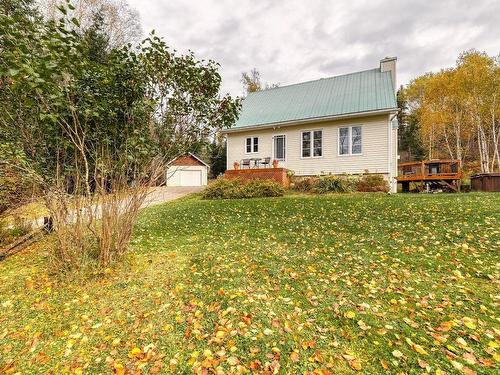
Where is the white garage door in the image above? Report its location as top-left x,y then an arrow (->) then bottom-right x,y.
179,170 -> 202,186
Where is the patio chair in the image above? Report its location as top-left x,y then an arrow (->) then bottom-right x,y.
241,159 -> 251,169
260,157 -> 271,168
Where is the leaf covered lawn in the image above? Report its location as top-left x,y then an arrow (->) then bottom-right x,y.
0,193 -> 499,374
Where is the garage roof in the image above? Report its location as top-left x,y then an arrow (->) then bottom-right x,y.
167,153 -> 210,168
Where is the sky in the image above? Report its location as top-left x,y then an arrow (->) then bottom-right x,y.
128,0 -> 500,97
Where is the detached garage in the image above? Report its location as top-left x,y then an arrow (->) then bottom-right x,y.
166,153 -> 209,187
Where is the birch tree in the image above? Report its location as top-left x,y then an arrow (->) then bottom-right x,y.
405,50 -> 500,173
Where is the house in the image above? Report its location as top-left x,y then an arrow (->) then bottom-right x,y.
165,153 -> 209,187
221,57 -> 399,192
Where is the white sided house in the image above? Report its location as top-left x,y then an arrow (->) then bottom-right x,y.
222,57 -> 399,192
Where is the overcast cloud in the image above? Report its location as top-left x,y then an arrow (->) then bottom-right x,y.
128,0 -> 500,96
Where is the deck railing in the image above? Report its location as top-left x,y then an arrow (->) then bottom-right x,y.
397,160 -> 462,181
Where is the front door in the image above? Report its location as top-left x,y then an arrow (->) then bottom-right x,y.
273,135 -> 286,163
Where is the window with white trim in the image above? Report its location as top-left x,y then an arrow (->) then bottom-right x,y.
302,130 -> 322,157
245,137 -> 259,153
339,126 -> 362,155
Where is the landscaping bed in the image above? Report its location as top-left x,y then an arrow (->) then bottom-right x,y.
0,193 -> 498,373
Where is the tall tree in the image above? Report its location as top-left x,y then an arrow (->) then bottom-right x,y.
208,138 -> 227,178
241,68 -> 262,93
405,50 -> 500,172
241,68 -> 279,94
39,0 -> 142,48
81,10 -> 111,64
0,3 -> 240,269
397,86 -> 425,161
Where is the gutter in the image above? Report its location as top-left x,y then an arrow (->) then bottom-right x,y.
221,108 -> 399,134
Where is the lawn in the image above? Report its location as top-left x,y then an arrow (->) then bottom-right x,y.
0,193 -> 499,374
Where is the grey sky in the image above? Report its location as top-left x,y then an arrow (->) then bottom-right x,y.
129,0 -> 500,96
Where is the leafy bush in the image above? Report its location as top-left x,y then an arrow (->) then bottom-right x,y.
0,167 -> 32,216
201,178 -> 244,199
314,175 -> 357,193
202,178 -> 284,199
291,177 -> 317,192
356,174 -> 389,192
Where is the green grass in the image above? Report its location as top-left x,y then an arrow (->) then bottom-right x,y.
0,193 -> 499,374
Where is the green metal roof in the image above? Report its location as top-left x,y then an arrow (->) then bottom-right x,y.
233,68 -> 397,129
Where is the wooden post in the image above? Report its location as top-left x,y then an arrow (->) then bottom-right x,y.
402,181 -> 410,193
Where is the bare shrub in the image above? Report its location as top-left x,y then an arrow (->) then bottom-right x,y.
45,157 -> 164,272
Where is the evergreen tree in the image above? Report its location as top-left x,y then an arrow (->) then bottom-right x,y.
397,86 -> 425,161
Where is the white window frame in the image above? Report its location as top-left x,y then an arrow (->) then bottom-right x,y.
273,135 -> 286,161
300,129 -> 323,159
338,125 -> 363,156
245,136 -> 259,154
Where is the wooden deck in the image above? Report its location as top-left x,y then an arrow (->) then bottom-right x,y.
396,160 -> 462,192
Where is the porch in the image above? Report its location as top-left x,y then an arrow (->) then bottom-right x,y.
396,159 -> 462,192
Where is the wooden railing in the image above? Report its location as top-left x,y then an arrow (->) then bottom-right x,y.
397,160 -> 462,181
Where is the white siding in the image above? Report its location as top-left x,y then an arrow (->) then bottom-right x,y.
226,114 -> 394,176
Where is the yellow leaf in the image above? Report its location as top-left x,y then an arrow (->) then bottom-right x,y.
462,317 -> 476,329
215,330 -> 225,339
128,347 -> 142,359
114,363 -> 125,375
290,351 -> 299,362
413,344 -> 428,355
488,340 -> 499,349
163,324 -> 173,332
345,311 -> 356,319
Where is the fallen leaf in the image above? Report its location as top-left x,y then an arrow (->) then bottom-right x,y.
392,350 -> 403,358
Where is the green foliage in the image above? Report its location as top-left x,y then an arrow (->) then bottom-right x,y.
0,3 -> 240,193
0,2 -> 240,270
80,11 -> 111,64
293,174 -> 389,193
201,178 -> 284,199
356,174 -> 390,192
314,174 -> 357,193
208,140 -> 227,178
397,87 -> 426,161
0,168 -> 30,215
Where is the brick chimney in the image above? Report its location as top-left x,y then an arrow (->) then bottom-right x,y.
380,57 -> 397,92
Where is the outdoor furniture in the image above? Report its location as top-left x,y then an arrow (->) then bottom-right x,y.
260,157 -> 271,168
241,159 -> 251,168
250,158 -> 261,168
